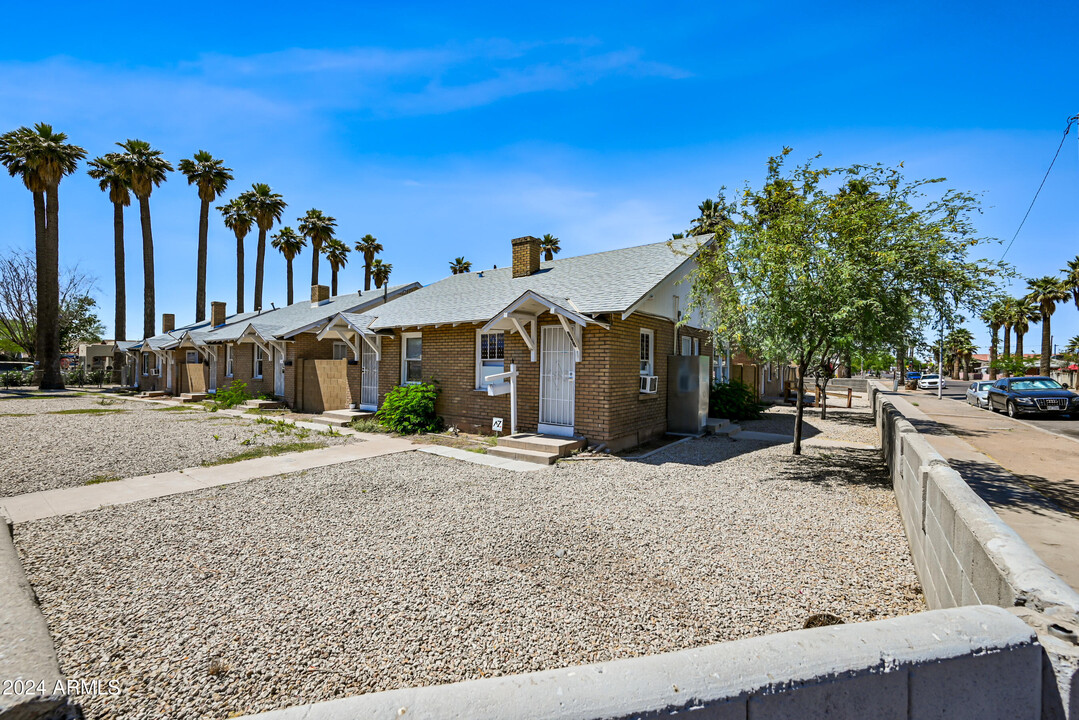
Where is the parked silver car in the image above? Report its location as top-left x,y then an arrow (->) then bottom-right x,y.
965,381 -> 993,408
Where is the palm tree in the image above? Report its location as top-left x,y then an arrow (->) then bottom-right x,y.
1025,276 -> 1070,376
86,154 -> 131,347
1065,255 -> 1079,311
297,209 -> 337,289
217,197 -> 253,314
112,139 -> 171,339
946,328 -> 976,380
0,124 -> 86,389
239,184 -> 287,311
1012,296 -> 1039,371
271,226 -> 306,305
540,233 -> 560,262
371,259 -> 392,289
355,234 -> 383,291
1001,297 -> 1015,360
323,238 -> 351,296
1064,335 -> 1079,358
980,300 -> 1006,380
449,257 -> 472,275
178,151 -> 233,322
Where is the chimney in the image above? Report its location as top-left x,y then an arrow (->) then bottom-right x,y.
511,236 -> 541,278
162,313 -> 175,334
311,285 -> 330,306
211,301 -> 226,328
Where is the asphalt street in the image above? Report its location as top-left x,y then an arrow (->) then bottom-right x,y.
915,383 -> 1079,441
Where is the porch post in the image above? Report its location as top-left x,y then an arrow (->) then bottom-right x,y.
510,362 -> 517,435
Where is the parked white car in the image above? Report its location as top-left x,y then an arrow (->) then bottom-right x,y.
917,373 -> 947,390
965,381 -> 993,408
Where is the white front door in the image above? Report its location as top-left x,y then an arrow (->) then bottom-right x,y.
360,340 -> 379,410
274,347 -> 285,397
165,357 -> 173,391
208,356 -> 217,392
539,325 -> 575,436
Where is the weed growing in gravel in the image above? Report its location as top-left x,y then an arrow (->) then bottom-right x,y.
95,398 -> 118,406
0,412 -> 30,417
465,447 -> 488,454
212,434 -> 220,441
350,417 -> 389,434
49,408 -> 128,415
321,426 -> 342,437
202,441 -> 326,466
85,475 -> 121,485
255,417 -> 298,434
153,405 -> 197,412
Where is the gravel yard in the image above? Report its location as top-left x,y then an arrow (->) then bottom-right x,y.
741,402 -> 879,446
16,433 -> 923,720
0,395 -> 353,496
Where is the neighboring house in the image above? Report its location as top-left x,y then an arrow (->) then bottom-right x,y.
78,342 -> 117,372
318,235 -> 715,451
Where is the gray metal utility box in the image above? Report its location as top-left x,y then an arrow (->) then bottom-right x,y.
667,355 -> 709,434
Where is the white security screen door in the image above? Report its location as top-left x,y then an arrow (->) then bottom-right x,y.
360,341 -> 379,410
208,356 -> 217,391
539,325 -> 575,436
274,347 -> 285,396
166,358 -> 173,390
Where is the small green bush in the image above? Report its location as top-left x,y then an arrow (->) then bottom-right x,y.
213,380 -> 251,409
378,383 -> 441,434
709,380 -> 766,421
1,370 -> 33,388
350,417 -> 389,434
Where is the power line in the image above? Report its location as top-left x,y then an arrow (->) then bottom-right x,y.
1000,114 -> 1078,260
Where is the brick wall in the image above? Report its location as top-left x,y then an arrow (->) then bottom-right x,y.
217,342 -> 274,397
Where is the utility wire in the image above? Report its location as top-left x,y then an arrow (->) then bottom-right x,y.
1000,114 -> 1078,260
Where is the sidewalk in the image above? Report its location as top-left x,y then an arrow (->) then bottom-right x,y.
882,388 -> 1079,590
2,435 -> 417,524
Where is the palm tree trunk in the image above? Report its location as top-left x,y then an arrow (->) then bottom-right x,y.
254,227 -> 266,311
139,196 -> 156,338
236,231 -> 245,314
1041,312 -> 1051,376
364,254 -> 372,292
28,191 -> 46,361
112,201 -> 126,381
331,268 -> 338,296
1003,327 -> 1011,359
38,187 -> 64,389
311,242 -> 321,287
988,330 -> 998,380
286,258 -> 294,306
1016,332 -> 1024,370
195,198 -> 209,322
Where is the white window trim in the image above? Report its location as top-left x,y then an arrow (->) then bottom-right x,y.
640,329 -> 654,377
186,350 -> 199,364
142,353 -> 150,376
333,341 -> 349,361
225,345 -> 234,377
253,346 -> 264,379
401,332 -> 422,385
475,329 -> 506,389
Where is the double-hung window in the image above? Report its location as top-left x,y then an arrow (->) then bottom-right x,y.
142,353 -> 150,376
186,350 -> 199,364
640,329 -> 654,376
402,333 -> 422,384
333,342 -> 349,361
225,345 -> 234,377
477,331 -> 505,388
253,346 -> 264,379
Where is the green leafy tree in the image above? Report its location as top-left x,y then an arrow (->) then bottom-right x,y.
683,150 -> 1001,454
0,250 -> 99,357
298,209 -> 337,288
239,183 -> 287,311
59,294 -> 105,349
217,197 -> 253,314
0,123 -> 86,388
322,237 -> 350,296
271,226 -> 306,305
1025,276 -> 1070,376
178,151 -> 233,322
449,256 -> 472,275
113,139 -> 171,339
355,233 -> 383,291
539,233 -> 560,261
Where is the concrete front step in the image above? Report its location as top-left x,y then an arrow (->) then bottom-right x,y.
243,399 -> 285,410
496,433 -> 586,457
180,393 -> 207,403
137,391 -> 166,398
310,409 -> 374,427
488,446 -> 559,465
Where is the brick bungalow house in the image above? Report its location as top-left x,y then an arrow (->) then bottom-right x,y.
312,235 -> 716,451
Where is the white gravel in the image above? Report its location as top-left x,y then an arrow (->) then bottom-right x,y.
0,396 -> 352,496
16,434 -> 923,720
741,403 -> 879,446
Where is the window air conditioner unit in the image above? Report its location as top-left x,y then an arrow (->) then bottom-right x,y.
151,368 -> 160,376
640,375 -> 658,394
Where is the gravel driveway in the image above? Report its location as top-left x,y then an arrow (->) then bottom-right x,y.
0,396 -> 351,496
741,403 -> 879,445
16,435 -> 922,720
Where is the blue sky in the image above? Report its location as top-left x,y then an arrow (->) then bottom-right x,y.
1,1 -> 1077,353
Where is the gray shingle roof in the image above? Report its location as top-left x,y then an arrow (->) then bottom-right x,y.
369,237 -> 704,329
201,284 -> 419,343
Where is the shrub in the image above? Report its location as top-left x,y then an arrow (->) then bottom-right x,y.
350,417 -> 390,434
709,380 -> 766,420
213,380 -> 252,409
1,370 -> 33,388
378,383 -> 441,434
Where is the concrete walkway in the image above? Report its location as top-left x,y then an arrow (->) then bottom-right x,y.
2,435 -> 416,524
879,386 -> 1079,590
418,445 -> 546,471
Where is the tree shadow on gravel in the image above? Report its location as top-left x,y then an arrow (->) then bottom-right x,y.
949,459 -> 1079,520
771,447 -> 892,490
